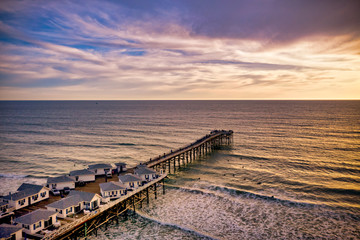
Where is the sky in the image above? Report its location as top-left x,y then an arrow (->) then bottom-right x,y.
0,0 -> 359,100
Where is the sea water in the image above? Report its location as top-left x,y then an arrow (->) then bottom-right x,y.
0,100 -> 359,239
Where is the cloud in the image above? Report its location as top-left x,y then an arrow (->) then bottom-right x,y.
0,0 -> 359,99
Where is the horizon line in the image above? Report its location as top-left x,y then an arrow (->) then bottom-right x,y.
0,99 -> 359,101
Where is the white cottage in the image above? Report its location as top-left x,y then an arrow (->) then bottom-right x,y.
99,182 -> 126,199
47,175 -> 75,191
2,183 -> 49,210
115,162 -> 127,173
134,166 -> 158,182
88,164 -> 113,176
118,174 -> 142,190
46,191 -> 100,218
14,209 -> 57,235
69,169 -> 95,183
68,191 -> 100,211
0,224 -> 22,240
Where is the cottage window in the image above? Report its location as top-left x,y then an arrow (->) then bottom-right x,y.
32,194 -> 39,201
95,170 -> 97,173
34,221 -> 41,229
41,192 -> 46,197
23,224 -> 29,230
18,199 -> 25,205
59,210 -> 63,214
66,207 -> 72,214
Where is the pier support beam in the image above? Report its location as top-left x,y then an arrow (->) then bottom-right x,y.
162,178 -> 166,195
146,187 -> 149,204
154,183 -> 157,199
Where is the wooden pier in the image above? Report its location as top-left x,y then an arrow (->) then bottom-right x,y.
146,130 -> 233,173
42,130 -> 233,240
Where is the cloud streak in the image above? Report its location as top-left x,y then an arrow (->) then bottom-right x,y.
0,0 -> 359,100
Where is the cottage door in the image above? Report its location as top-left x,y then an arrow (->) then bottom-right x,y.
75,204 -> 81,213
28,197 -> 31,205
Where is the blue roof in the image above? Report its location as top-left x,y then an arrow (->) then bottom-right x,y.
68,190 -> 98,202
46,195 -> 82,210
15,209 -> 56,225
134,166 -> 157,175
47,175 -> 74,184
3,183 -> 47,201
118,174 -> 142,183
88,163 -> 112,169
0,224 -> 22,238
100,182 -> 125,191
69,169 -> 95,176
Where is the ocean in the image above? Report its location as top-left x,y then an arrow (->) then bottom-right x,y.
0,100 -> 359,239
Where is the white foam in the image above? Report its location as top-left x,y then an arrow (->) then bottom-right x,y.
0,176 -> 46,196
0,173 -> 28,179
136,188 -> 360,239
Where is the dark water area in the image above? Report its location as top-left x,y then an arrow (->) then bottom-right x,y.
0,100 -> 359,239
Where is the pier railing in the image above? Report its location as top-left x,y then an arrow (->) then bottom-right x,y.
146,130 -> 233,169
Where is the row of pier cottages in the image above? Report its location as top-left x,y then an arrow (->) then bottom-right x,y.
1,183 -> 49,211
46,162 -> 128,191
46,191 -> 101,218
100,166 -> 159,200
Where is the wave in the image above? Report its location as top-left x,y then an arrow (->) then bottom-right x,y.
224,153 -> 270,161
34,141 -> 117,149
165,183 -> 322,209
117,143 -> 136,146
0,173 -> 28,179
132,210 -> 219,240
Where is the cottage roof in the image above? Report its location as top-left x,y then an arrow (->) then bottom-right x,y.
118,174 -> 142,183
47,175 -> 74,184
15,209 -> 56,225
88,163 -> 112,169
100,182 -> 125,192
69,169 -> 94,176
68,191 -> 99,202
17,183 -> 44,192
115,162 -> 127,166
134,167 -> 157,175
3,183 -> 46,201
46,195 -> 82,210
0,224 -> 22,238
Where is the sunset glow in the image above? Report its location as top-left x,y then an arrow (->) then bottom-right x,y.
0,0 -> 359,100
